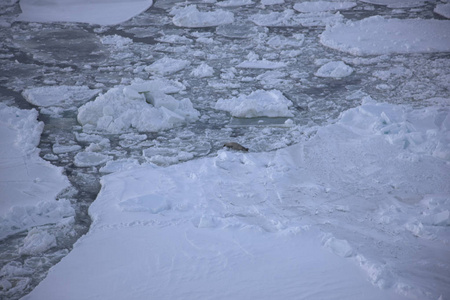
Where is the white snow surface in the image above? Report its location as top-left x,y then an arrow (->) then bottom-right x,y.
77,80 -> 199,133
215,89 -> 294,118
17,0 -> 153,25
315,61 -> 353,78
320,16 -> 450,55
0,104 -> 72,240
172,5 -> 234,28
25,99 -> 450,299
293,1 -> 356,13
434,3 -> 450,19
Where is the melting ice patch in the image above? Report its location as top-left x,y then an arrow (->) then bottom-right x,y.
171,5 -> 234,28
320,16 -> 450,56
77,80 -> 199,133
215,89 -> 293,118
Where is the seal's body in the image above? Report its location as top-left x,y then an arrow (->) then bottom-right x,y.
223,142 -> 249,152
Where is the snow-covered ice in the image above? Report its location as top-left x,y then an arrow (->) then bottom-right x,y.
0,104 -> 72,240
315,61 -> 353,78
77,80 -> 199,133
172,5 -> 234,28
17,0 -> 154,25
23,99 -> 450,299
215,89 -> 293,118
360,0 -> 426,8
293,1 -> 356,13
434,3 -> 450,19
320,16 -> 450,55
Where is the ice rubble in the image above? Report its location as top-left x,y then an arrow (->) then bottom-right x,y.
315,61 -> 353,78
215,89 -> 294,118
320,16 -> 450,55
17,0 -> 154,25
77,80 -> 199,133
24,99 -> 450,299
0,104 -> 72,240
171,5 -> 234,28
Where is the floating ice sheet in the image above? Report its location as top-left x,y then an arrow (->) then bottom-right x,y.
172,5 -> 234,28
320,16 -> 450,55
17,0 -> 154,25
293,1 -> 356,13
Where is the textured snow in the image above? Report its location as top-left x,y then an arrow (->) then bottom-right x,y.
77,80 -> 199,133
320,16 -> 450,55
24,99 -> 450,300
315,61 -> 353,78
172,5 -> 234,28
0,104 -> 72,240
17,0 -> 153,25
145,57 -> 191,76
293,1 -> 356,13
215,89 -> 293,118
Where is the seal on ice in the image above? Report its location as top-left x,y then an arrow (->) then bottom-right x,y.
223,142 -> 248,152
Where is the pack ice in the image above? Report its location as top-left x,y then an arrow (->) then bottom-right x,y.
24,98 -> 450,300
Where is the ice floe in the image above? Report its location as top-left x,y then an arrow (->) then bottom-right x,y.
215,89 -> 293,117
17,0 -> 154,25
320,16 -> 450,55
359,0 -> 426,8
171,5 -> 234,28
77,80 -> 199,133
315,61 -> 353,78
434,3 -> 450,19
24,99 -> 450,300
293,1 -> 356,13
0,104 -> 71,240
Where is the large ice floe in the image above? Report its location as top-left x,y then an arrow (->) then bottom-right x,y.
23,98 -> 450,299
293,1 -> 357,13
0,104 -> 72,241
17,0 -> 154,25
320,16 -> 450,56
77,79 -> 199,133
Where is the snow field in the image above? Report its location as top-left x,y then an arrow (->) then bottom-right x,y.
24,99 -> 450,299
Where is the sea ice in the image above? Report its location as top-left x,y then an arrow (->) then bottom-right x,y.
17,0 -> 153,25
293,1 -> 356,13
18,229 -> 57,256
320,16 -> 450,55
359,0 -> 426,8
145,57 -> 190,76
315,61 -> 353,78
190,62 -> 215,78
172,5 -> 234,28
22,85 -> 101,109
215,89 -> 293,118
25,98 -> 450,300
216,0 -> 254,7
74,152 -> 112,167
77,80 -> 199,133
434,3 -> 450,19
0,104 -> 71,240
